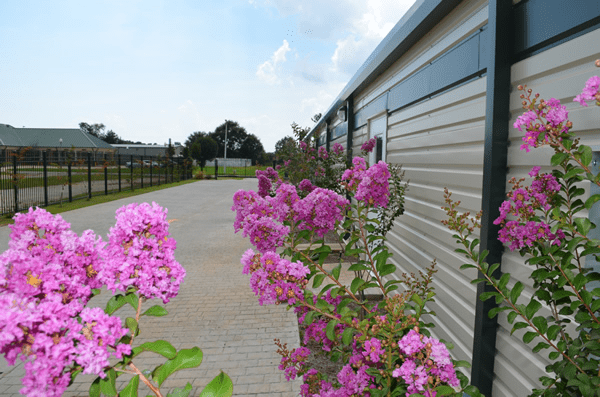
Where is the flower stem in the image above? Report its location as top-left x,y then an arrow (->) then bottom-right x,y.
129,362 -> 163,397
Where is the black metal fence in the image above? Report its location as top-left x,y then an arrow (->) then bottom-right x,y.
0,152 -> 192,216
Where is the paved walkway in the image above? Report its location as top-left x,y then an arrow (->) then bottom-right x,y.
0,179 -> 302,396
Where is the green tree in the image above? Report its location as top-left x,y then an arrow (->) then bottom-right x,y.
209,120 -> 248,159
275,136 -> 295,156
79,122 -> 106,140
239,134 -> 265,165
184,131 -> 218,169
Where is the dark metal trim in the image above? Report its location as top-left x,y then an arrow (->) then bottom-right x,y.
512,0 -> 600,62
346,98 -> 354,167
472,0 -> 512,395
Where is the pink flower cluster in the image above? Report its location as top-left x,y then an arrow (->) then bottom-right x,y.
0,208 -> 132,396
256,167 -> 282,198
294,188 -> 349,237
279,346 -> 311,381
514,98 -> 569,152
233,183 -> 348,246
342,157 -> 391,208
361,138 -> 377,154
331,142 -> 344,155
318,146 -> 329,160
241,249 -> 310,306
493,167 -> 564,251
298,179 -> 316,194
573,75 -> 600,107
102,202 -> 185,303
392,329 -> 459,396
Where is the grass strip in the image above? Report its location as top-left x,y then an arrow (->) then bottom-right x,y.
0,179 -> 199,227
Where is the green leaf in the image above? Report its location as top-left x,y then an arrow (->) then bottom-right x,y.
132,340 -> 177,360
532,342 -> 550,353
546,325 -> 562,340
507,311 -> 518,324
585,194 -> 600,210
91,288 -> 101,297
511,322 -> 529,335
434,385 -> 457,396
99,368 -> 117,396
331,264 -> 341,281
510,281 -> 524,304
124,292 -> 139,311
523,331 -> 538,344
580,145 -> 593,166
488,306 -> 511,318
325,320 -> 338,342
379,263 -> 396,277
142,305 -> 168,317
348,263 -> 370,271
350,278 -> 365,294
89,377 -> 101,397
525,300 -> 542,319
342,327 -> 354,346
199,372 -> 233,397
551,152 -> 569,166
167,382 -> 193,397
120,375 -> 140,397
574,217 -> 592,236
532,316 -> 548,334
126,317 -> 138,335
312,274 -> 326,288
498,273 -> 510,290
105,294 -> 127,315
153,347 -> 204,387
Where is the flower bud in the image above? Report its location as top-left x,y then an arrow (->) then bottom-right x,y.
596,59 -> 600,67
517,85 -> 523,91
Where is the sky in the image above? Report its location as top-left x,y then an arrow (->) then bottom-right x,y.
0,0 -> 417,152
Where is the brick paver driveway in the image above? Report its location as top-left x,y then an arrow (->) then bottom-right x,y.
0,179 -> 302,397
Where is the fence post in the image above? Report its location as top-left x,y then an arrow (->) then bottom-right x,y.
215,159 -> 218,180
104,154 -> 108,195
150,156 -> 153,187
141,156 -> 144,189
118,154 -> 122,192
43,151 -> 48,207
13,154 -> 18,213
87,152 -> 92,199
130,155 -> 134,191
68,159 -> 72,202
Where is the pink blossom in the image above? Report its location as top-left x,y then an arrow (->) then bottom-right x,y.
361,138 -> 377,154
362,338 -> 385,363
355,161 -> 390,208
574,75 -> 600,107
293,188 -> 349,237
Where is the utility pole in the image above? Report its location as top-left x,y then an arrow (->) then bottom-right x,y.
224,120 -> 228,174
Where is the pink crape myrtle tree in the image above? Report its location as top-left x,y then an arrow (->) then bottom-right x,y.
0,203 -> 233,397
443,64 -> 600,396
233,149 -> 481,396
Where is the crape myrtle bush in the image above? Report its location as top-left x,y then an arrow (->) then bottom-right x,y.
0,203 -> 233,397
233,146 -> 478,395
442,67 -> 600,396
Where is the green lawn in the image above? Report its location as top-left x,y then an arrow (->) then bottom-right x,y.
0,178 -> 200,227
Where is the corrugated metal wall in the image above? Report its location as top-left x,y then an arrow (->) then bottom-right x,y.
310,0 -> 600,394
350,0 -> 488,373
495,28 -> 600,397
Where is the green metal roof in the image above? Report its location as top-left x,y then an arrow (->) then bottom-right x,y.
0,124 -> 114,149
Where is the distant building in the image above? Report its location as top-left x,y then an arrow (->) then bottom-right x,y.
112,143 -> 184,159
0,124 -> 114,163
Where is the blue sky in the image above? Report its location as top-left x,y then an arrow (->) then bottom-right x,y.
0,0 -> 416,151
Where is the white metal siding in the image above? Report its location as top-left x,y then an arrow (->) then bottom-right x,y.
497,27 -> 600,396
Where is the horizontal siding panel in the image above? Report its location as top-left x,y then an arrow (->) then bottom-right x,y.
389,97 -> 486,139
388,144 -> 483,166
403,183 -> 481,210
511,28 -> 600,83
388,122 -> 484,150
400,166 -> 483,190
355,0 -> 489,110
389,74 -> 487,126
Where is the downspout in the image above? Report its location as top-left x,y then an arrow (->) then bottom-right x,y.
471,0 -> 512,395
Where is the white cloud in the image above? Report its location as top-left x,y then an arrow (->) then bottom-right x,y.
256,39 -> 291,85
331,0 -> 415,74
